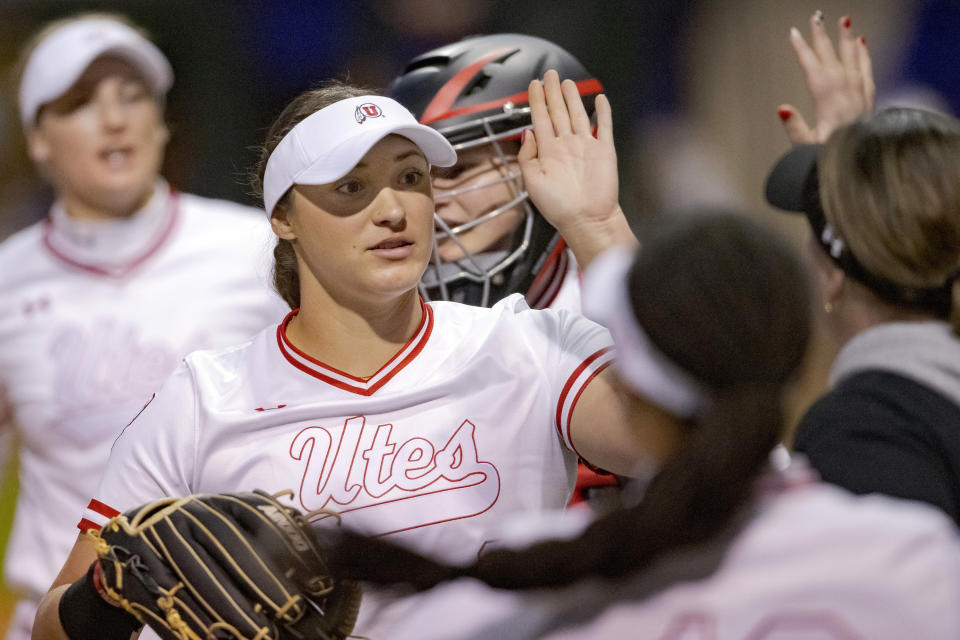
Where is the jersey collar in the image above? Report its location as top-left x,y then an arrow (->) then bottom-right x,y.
526,241 -> 572,310
42,181 -> 179,278
276,298 -> 434,396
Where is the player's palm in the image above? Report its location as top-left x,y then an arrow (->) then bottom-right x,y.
779,13 -> 874,145
519,71 -> 619,231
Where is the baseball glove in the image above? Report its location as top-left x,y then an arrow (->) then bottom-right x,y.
88,490 -> 361,640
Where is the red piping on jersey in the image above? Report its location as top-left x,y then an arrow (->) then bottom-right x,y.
565,360 -> 612,465
42,188 -> 181,278
420,47 -> 518,125
276,300 -> 434,396
538,252 -> 568,310
422,79 -> 604,126
526,241 -> 569,310
555,346 -> 613,451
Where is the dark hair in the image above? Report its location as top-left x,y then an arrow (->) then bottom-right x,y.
326,211 -> 811,591
250,80 -> 377,309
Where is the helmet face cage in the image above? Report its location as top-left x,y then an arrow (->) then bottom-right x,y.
391,34 -> 600,308
421,104 -> 537,307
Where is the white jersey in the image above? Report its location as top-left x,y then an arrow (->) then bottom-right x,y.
80,294 -> 612,637
0,182 -> 286,611
378,460 -> 960,640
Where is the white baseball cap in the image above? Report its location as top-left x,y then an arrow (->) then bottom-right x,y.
262,95 -> 457,217
19,17 -> 173,128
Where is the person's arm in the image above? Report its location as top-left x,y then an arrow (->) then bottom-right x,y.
34,365 -> 198,638
31,535 -> 107,640
518,69 -> 636,271
778,12 -> 874,144
564,369 -> 661,477
0,385 -> 15,479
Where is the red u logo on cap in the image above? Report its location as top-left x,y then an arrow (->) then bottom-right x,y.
355,103 -> 383,124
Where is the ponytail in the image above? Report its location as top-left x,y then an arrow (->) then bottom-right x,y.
273,237 -> 300,310
472,383 -> 782,588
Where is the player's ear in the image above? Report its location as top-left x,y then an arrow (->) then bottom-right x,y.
823,262 -> 845,306
156,120 -> 170,147
270,199 -> 297,241
27,127 -> 52,164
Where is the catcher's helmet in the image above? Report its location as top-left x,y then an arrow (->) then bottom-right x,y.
390,34 -> 602,307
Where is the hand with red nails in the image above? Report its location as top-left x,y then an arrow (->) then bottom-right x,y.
778,11 -> 875,145
517,69 -> 636,269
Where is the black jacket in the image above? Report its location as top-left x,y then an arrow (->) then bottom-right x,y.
794,369 -> 960,526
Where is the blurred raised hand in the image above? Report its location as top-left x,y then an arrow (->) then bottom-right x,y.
778,11 -> 875,144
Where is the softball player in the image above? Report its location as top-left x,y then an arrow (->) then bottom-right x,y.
392,34 -> 621,507
35,71 -> 638,639
323,213 -> 960,640
0,15 -> 284,639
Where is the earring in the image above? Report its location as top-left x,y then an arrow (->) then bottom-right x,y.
824,302 -> 833,313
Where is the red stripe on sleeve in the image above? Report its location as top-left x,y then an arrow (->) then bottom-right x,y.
555,347 -> 613,437
88,499 -> 120,518
77,518 -> 102,532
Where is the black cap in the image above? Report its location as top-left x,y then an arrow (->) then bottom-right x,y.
764,144 -> 820,215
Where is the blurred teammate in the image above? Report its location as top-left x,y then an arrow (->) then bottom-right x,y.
771,13 -> 960,526
392,34 -> 619,507
33,72 -> 639,639
325,212 -> 960,640
0,14 -> 284,639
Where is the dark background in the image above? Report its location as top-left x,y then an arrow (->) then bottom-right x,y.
2,0 -> 956,237
0,0 -> 685,233
3,1 -> 960,629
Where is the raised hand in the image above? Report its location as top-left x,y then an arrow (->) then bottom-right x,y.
778,11 -> 874,145
518,69 -> 634,268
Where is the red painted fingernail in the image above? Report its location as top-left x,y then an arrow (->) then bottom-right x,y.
843,16 -> 851,29
778,108 -> 792,122
860,35 -> 866,45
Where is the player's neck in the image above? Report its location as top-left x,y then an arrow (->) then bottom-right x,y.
286,287 -> 423,379
58,185 -> 155,222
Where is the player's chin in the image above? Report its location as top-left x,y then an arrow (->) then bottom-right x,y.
88,175 -> 156,210
367,260 -> 429,298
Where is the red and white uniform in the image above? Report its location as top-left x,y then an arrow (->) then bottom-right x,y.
379,459 -> 960,640
80,293 -> 612,637
0,182 -> 285,638
529,248 -> 622,508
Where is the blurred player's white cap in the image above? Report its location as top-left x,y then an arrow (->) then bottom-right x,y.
19,17 -> 173,128
263,95 -> 457,217
582,246 -> 707,418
